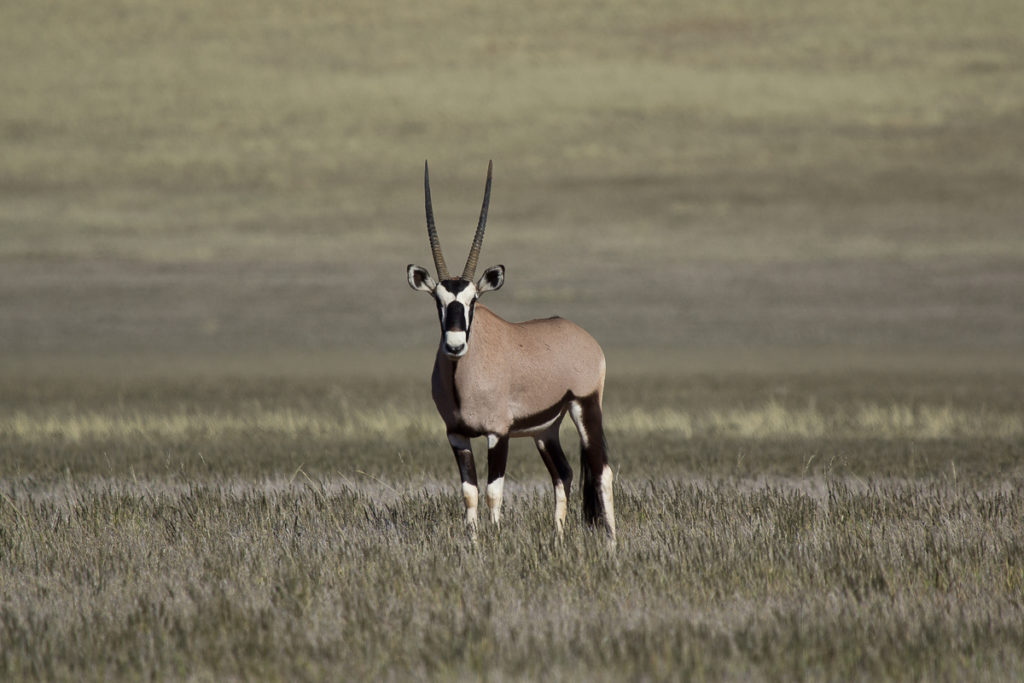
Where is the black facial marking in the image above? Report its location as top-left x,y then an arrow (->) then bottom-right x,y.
436,279 -> 476,336
440,279 -> 472,295
445,301 -> 467,332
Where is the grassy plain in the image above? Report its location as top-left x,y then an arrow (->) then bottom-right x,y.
2,369 -> 1024,680
2,0 -> 1024,680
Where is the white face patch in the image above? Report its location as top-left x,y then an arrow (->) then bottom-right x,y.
434,286 -> 455,308
444,330 -> 467,351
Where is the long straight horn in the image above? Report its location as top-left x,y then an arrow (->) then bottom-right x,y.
424,160 -> 450,280
461,160 -> 493,281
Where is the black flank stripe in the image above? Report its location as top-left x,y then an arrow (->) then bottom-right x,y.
510,391 -> 574,432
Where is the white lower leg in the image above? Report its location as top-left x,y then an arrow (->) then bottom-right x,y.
554,481 -> 568,535
485,476 -> 504,525
462,482 -> 479,531
599,466 -> 616,543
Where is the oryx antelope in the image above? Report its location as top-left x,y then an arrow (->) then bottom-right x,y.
407,161 -> 615,543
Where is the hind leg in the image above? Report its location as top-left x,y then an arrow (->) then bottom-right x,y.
569,394 -> 616,543
534,422 -> 573,536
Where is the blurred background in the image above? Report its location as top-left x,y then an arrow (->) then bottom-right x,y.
2,0 -> 1022,374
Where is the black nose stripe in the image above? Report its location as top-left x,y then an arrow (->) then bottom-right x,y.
444,301 -> 467,332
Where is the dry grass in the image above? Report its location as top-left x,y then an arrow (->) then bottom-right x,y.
2,471 -> 1023,681
4,399 -> 1021,447
1,368 -> 1023,680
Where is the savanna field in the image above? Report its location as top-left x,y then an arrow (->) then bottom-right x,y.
3,0 -> 1024,680
1,368 -> 1023,680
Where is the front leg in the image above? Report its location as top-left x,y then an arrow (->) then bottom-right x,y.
448,433 -> 478,534
485,433 -> 509,526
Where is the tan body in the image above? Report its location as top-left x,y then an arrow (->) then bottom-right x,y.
432,305 -> 605,438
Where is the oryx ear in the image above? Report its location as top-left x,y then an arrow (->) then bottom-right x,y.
407,264 -> 436,293
477,264 -> 504,294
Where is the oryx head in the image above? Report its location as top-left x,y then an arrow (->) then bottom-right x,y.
408,161 -> 505,360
